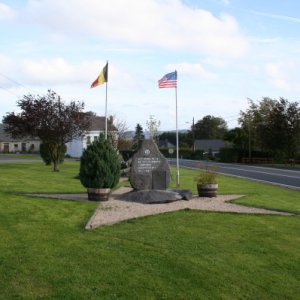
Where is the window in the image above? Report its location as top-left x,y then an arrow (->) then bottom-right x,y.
86,136 -> 91,145
94,136 -> 98,141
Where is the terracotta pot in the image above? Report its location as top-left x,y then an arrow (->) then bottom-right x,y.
87,188 -> 111,201
197,183 -> 218,198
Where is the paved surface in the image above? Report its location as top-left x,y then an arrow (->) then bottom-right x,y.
27,187 -> 294,229
169,159 -> 300,190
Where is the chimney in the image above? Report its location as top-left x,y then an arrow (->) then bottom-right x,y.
109,115 -> 113,125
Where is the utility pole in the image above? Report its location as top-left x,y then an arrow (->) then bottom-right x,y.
192,117 -> 195,153
248,114 -> 251,162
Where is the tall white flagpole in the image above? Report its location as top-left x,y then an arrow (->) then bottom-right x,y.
175,70 -> 180,188
105,61 -> 108,140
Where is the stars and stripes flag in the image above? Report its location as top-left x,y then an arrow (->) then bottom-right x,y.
158,71 -> 177,88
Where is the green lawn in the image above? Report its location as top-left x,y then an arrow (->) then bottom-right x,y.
174,167 -> 300,214
0,161 -> 299,299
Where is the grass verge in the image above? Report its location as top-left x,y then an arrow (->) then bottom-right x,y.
0,161 -> 299,299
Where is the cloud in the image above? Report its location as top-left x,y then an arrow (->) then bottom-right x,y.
20,58 -> 138,90
0,3 -> 16,21
250,10 -> 300,24
166,62 -> 218,79
23,0 -> 248,59
265,62 -> 298,91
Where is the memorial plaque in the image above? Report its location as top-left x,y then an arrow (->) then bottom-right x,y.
152,170 -> 167,190
130,139 -> 171,190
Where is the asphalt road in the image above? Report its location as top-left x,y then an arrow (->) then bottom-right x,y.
169,158 -> 300,191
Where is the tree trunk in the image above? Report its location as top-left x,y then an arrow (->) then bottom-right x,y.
53,159 -> 60,172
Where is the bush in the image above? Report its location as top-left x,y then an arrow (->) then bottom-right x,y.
159,147 -> 203,160
40,143 -> 66,166
79,135 -> 120,189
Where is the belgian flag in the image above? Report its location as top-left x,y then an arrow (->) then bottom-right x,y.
90,62 -> 108,88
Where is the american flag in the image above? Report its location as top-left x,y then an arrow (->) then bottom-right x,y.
158,71 -> 177,88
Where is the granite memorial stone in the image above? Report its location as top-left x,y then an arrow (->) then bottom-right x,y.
130,139 -> 171,190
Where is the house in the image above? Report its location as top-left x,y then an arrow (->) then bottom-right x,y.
66,115 -> 118,158
194,139 -> 229,157
0,124 -> 41,153
158,139 -> 175,149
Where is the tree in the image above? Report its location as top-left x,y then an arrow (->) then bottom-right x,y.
158,131 -> 193,148
109,114 -> 131,151
79,135 -> 120,190
3,90 -> 92,171
239,97 -> 300,159
194,115 -> 228,139
146,115 -> 161,142
133,123 -> 145,150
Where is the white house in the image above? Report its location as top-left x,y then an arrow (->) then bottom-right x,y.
66,115 -> 118,158
0,124 -> 41,153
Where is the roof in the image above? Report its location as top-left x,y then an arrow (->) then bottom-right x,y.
0,124 -> 39,142
89,116 -> 118,132
194,139 -> 228,152
158,139 -> 175,148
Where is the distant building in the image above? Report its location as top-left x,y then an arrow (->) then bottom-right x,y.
66,115 -> 118,158
158,139 -> 175,148
0,124 -> 41,153
194,139 -> 229,157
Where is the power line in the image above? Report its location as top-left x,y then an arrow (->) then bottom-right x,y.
0,72 -> 28,89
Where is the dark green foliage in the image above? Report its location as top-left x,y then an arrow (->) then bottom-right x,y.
194,115 -> 228,139
40,143 -> 66,166
119,150 -> 135,161
39,143 -> 52,165
219,147 -> 240,162
158,131 -> 193,148
159,147 -> 203,159
132,123 -> 145,150
239,97 -> 300,160
79,135 -> 120,188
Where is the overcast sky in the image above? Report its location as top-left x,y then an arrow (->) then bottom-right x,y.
1,0 -> 300,131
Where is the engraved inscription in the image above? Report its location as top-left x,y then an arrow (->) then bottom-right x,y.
137,157 -> 161,174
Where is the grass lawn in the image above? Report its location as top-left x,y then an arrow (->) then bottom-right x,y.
174,167 -> 300,214
0,161 -> 299,299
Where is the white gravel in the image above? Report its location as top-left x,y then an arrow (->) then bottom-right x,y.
85,187 -> 293,229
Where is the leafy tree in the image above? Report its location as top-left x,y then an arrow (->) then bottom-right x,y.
133,123 -> 145,150
158,131 -> 193,148
194,115 -> 228,139
3,90 -> 92,171
239,97 -> 300,159
146,115 -> 161,142
109,115 -> 130,151
224,127 -> 248,150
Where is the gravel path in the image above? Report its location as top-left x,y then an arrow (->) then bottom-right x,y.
85,187 -> 293,229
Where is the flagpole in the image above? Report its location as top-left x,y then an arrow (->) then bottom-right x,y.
175,71 -> 180,188
105,61 -> 108,140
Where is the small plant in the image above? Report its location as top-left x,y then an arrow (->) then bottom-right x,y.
195,164 -> 219,184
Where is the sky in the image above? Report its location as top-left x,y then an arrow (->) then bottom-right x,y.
0,0 -> 300,132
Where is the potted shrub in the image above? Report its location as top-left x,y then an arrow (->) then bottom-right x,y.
195,164 -> 219,197
79,135 -> 120,201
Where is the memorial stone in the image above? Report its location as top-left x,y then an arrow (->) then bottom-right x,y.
130,139 -> 171,190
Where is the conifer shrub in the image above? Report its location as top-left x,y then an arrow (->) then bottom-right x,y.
79,135 -> 120,189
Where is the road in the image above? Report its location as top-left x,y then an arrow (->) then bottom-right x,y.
168,159 -> 300,191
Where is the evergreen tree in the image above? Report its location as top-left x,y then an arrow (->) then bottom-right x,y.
133,123 -> 145,149
79,135 -> 120,189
